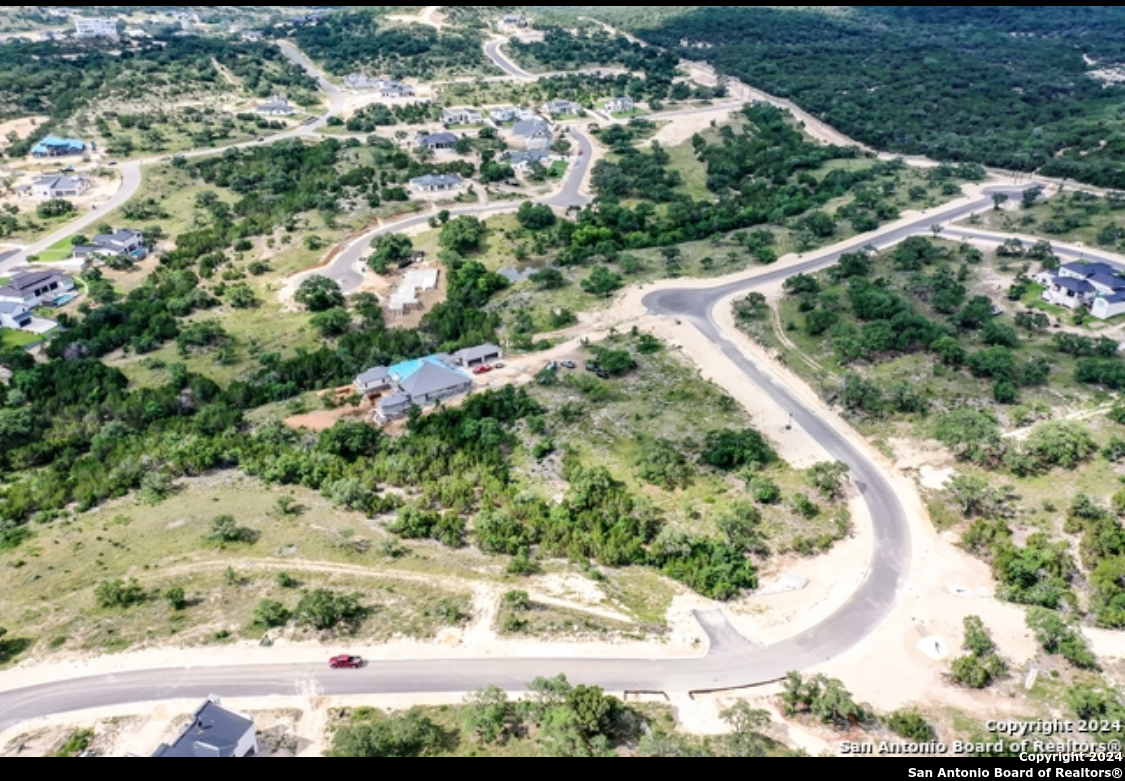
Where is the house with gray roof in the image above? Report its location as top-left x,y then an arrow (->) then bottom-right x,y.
256,96 -> 295,116
354,366 -> 392,396
508,149 -> 551,170
152,696 -> 258,757
375,392 -> 413,423
453,343 -> 503,367
416,131 -> 459,150
0,301 -> 32,330
410,173 -> 464,193
543,99 -> 582,116
512,119 -> 553,151
0,270 -> 76,307
604,96 -> 635,113
399,361 -> 473,406
26,175 -> 91,199
442,107 -> 483,125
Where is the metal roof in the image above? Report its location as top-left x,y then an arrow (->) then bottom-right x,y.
356,366 -> 390,384
152,698 -> 254,758
399,361 -> 470,398
454,343 -> 502,363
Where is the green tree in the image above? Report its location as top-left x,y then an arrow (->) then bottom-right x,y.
1026,607 -> 1098,669
806,461 -> 849,499
328,709 -> 444,757
295,275 -> 346,312
207,514 -> 255,544
37,198 -> 75,219
164,586 -> 187,611
702,428 -> 776,470
529,267 -> 566,289
369,233 -> 413,272
462,686 -> 518,744
310,306 -> 352,337
581,265 -> 623,297
95,578 -> 146,609
517,202 -> 557,230
720,702 -> 772,757
254,599 -> 292,628
886,710 -> 934,741
439,216 -> 486,253
295,589 -> 365,631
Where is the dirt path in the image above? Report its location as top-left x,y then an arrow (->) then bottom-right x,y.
768,293 -> 827,374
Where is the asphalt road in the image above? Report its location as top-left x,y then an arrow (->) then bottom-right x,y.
484,39 -> 535,80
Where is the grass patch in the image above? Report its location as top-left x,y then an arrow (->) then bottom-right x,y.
0,329 -> 42,349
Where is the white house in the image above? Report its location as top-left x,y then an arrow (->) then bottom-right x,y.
152,696 -> 258,758
27,175 -> 91,198
453,343 -> 503,367
442,107 -> 483,125
490,106 -> 535,123
73,229 -> 149,261
379,80 -> 415,98
509,149 -> 552,171
543,99 -> 582,116
512,119 -> 553,151
0,301 -> 32,330
241,30 -> 264,42
416,131 -> 459,151
1093,293 -> 1125,320
355,366 -> 393,396
1042,261 -> 1125,311
74,17 -> 118,39
604,96 -> 635,113
409,173 -> 463,193
499,14 -> 527,28
256,96 -> 295,116
0,271 -> 76,307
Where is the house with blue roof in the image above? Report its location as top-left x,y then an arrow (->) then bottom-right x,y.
1039,259 -> 1125,318
356,352 -> 480,424
30,135 -> 87,158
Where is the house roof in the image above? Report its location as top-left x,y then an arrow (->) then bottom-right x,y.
510,150 -> 549,166
410,174 -> 462,188
152,699 -> 254,758
399,361 -> 470,398
1055,276 -> 1095,293
94,229 -> 142,246
32,175 -> 87,191
418,131 -> 458,146
454,343 -> 502,363
1062,261 -> 1119,278
356,366 -> 390,385
31,135 -> 86,154
6,270 -> 69,292
0,301 -> 30,315
378,392 -> 412,410
513,120 -> 551,138
1090,272 -> 1125,290
1098,292 -> 1125,305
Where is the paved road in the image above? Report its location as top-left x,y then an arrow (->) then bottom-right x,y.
484,39 -> 535,80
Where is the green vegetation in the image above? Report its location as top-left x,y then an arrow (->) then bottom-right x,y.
52,729 -> 94,757
949,615 -> 1008,689
780,671 -> 867,729
885,710 -> 934,741
623,6 -> 1125,187
289,10 -> 493,80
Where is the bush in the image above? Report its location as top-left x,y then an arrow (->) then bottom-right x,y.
95,578 -> 146,609
886,710 -> 934,741
1026,607 -> 1098,669
749,476 -> 781,504
254,599 -> 291,628
206,514 -> 256,545
295,275 -> 346,312
949,615 -> 1007,688
702,428 -> 776,471
164,586 -> 187,611
294,589 -> 365,632
328,708 -> 445,757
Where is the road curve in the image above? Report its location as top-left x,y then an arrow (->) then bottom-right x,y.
484,39 -> 535,80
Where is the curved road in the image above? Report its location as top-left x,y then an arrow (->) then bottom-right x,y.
0,32 -> 1093,733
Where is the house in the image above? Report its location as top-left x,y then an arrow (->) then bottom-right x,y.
0,271 -> 76,307
379,80 -> 415,98
30,135 -> 87,158
442,107 -> 483,125
94,229 -> 147,257
344,73 -> 380,90
0,302 -> 32,330
410,173 -> 463,193
416,131 -> 459,151
1040,275 -> 1095,310
512,119 -> 553,151
399,360 -> 473,406
375,392 -> 413,423
604,96 -> 635,113
152,696 -> 258,758
74,17 -> 118,39
28,175 -> 91,198
241,30 -> 264,42
509,149 -> 551,170
1093,293 -> 1125,320
490,106 -> 534,123
543,99 -> 582,116
256,96 -> 295,116
499,14 -> 527,28
355,366 -> 393,397
453,343 -> 503,368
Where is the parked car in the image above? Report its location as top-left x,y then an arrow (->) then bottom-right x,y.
329,655 -> 363,669
594,369 -> 610,380
560,360 -> 576,369
584,361 -> 598,373
493,362 -> 505,369
473,365 -> 492,375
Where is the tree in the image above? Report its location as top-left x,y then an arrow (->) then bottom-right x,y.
95,578 -> 146,609
295,275 -> 346,312
529,267 -> 566,289
254,599 -> 292,628
720,702 -> 772,757
950,615 -> 1007,688
806,461 -> 849,499
164,586 -> 187,611
328,709 -> 444,757
310,306 -> 352,337
702,428 -> 777,470
37,198 -> 75,219
1026,607 -> 1098,669
517,202 -> 557,230
295,589 -> 365,631
886,710 -> 933,741
944,475 -> 1015,518
581,265 -> 623,298
1021,421 -> 1097,472
439,216 -> 486,253
992,193 -> 1009,210
207,514 -> 255,545
462,686 -> 518,744
369,233 -> 413,272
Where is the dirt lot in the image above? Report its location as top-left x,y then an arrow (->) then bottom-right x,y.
0,116 -> 48,153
